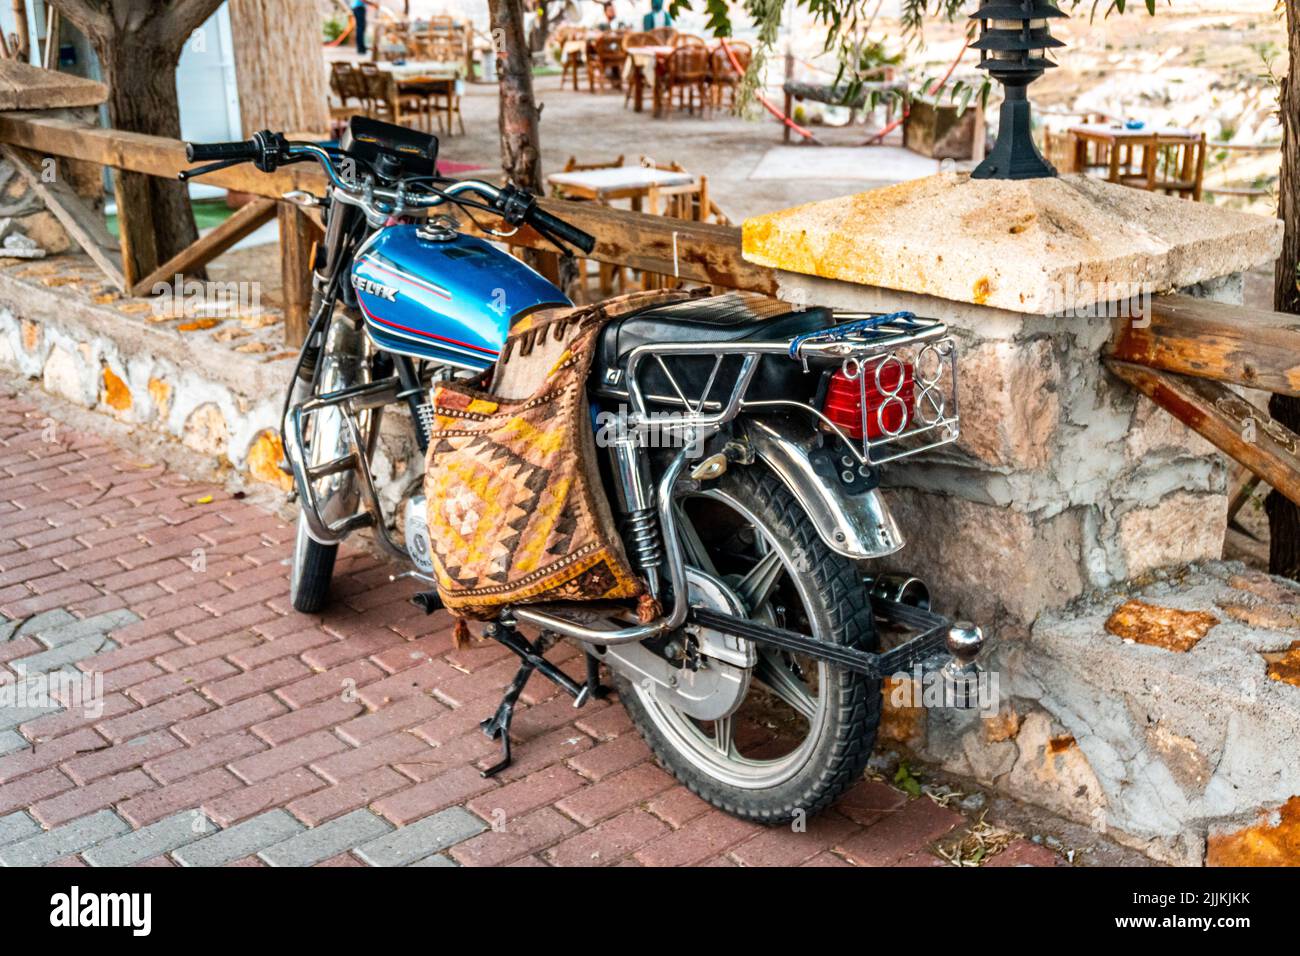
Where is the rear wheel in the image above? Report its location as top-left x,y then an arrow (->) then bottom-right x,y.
615,463 -> 880,823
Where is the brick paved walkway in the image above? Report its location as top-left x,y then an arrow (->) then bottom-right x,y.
0,392 -> 1061,867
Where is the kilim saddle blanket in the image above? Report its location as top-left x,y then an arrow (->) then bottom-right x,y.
423,287 -> 704,632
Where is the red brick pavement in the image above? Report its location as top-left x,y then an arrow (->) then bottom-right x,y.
0,392 -> 1060,867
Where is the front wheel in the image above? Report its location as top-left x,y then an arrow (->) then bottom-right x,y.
615,463 -> 881,824
290,515 -> 337,614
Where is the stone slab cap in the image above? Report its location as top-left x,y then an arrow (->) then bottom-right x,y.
741,171 -> 1284,315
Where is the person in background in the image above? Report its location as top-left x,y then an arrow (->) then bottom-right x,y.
352,0 -> 374,57
642,0 -> 671,31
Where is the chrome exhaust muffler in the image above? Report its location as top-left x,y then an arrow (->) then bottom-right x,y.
866,572 -> 931,611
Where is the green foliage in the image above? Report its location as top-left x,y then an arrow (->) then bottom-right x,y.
323,15 -> 346,43
663,0 -> 1169,121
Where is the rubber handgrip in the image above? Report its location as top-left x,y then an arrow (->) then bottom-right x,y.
185,140 -> 260,163
530,206 -> 596,254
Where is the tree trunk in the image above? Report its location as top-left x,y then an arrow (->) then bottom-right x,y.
98,35 -> 200,276
488,0 -> 542,193
1267,3 -> 1300,578
229,0 -> 330,136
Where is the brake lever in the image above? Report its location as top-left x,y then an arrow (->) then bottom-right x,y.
178,158 -> 243,182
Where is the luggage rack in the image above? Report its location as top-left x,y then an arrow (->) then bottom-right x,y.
620,310 -> 961,467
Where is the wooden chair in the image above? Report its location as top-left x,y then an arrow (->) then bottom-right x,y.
420,77 -> 465,136
587,34 -> 627,92
330,63 -> 366,111
559,155 -> 625,174
1043,129 -> 1077,174
1110,134 -> 1159,191
358,64 -> 428,130
328,64 -> 367,136
639,157 -> 730,224
1153,132 -> 1207,201
709,40 -> 750,112
661,45 -> 710,117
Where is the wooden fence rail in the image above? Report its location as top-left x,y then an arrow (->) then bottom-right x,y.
3,111 -> 1299,507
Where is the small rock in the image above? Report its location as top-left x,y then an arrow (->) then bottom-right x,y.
1,231 -> 45,259
958,792 -> 988,814
867,749 -> 900,776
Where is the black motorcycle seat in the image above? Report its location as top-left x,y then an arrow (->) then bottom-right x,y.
598,291 -> 833,371
593,291 -> 835,404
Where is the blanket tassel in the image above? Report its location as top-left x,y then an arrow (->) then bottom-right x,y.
636,592 -> 662,624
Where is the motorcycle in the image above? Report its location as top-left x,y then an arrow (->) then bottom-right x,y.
182,117 -> 985,823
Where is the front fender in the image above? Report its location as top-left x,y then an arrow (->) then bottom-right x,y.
739,416 -> 904,561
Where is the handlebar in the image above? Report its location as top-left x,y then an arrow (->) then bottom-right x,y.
526,201 -> 597,255
181,131 -> 597,255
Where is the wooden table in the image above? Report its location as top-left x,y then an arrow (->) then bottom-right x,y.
381,60 -> 462,80
623,45 -> 676,114
1069,122 -> 1196,185
386,62 -> 464,135
548,165 -> 696,209
547,164 -> 699,295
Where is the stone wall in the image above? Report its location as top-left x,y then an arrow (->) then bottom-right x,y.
909,563 -> 1300,866
0,256 -> 424,511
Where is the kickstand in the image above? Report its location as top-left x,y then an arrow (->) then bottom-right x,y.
477,623 -> 597,778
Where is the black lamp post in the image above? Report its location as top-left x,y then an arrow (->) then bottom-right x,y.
970,1 -> 1067,180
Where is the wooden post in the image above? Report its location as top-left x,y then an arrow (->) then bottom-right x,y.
10,0 -> 30,61
113,170 -> 159,290
279,201 -> 316,347
1107,359 -> 1300,508
40,4 -> 55,69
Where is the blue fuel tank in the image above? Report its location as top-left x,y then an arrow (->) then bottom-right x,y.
351,224 -> 570,370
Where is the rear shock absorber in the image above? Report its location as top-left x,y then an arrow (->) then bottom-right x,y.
607,432 -> 663,595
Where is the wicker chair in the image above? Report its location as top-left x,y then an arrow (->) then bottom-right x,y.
709,40 -> 750,112
662,45 -> 711,117
587,34 -> 627,92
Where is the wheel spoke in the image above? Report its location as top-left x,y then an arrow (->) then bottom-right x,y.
754,648 -> 818,722
735,547 -> 783,615
712,713 -> 735,757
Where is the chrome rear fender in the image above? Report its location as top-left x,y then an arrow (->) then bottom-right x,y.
738,415 -> 904,561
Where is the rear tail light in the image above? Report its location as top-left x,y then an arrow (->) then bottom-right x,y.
822,358 -> 914,441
